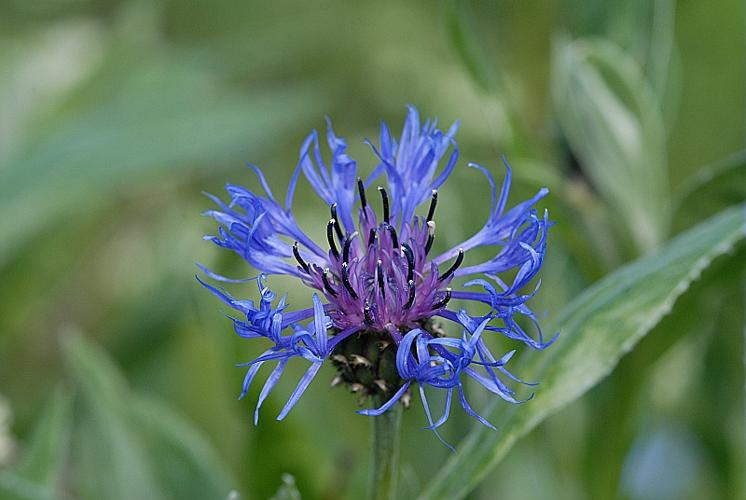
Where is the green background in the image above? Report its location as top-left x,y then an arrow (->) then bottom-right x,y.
0,1 -> 743,499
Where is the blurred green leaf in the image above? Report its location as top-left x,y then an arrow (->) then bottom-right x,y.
64,332 -> 164,500
609,0 -> 678,98
672,152 -> 746,232
63,332 -> 235,500
419,205 -> 745,499
612,0 -> 682,129
645,0 -> 680,124
444,0 -> 499,93
0,472 -> 54,500
129,395 -> 235,500
0,29 -> 327,269
0,388 -> 72,500
269,473 -> 302,500
15,388 -> 72,487
553,38 -> 668,253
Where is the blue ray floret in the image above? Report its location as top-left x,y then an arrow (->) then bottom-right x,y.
199,106 -> 556,445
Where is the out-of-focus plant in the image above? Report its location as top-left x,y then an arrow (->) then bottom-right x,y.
0,0 -> 743,499
553,38 -> 669,254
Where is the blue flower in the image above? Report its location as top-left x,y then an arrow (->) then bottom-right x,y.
200,106 -> 555,443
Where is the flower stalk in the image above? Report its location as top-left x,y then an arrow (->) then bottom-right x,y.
369,398 -> 403,500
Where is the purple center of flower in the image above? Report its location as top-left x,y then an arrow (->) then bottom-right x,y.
294,183 -> 461,337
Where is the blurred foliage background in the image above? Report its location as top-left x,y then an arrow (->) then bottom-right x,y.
0,1 -> 744,499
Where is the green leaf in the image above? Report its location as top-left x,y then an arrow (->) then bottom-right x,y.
553,38 -> 668,253
62,332 -> 235,500
0,388 -> 72,500
419,205 -> 745,500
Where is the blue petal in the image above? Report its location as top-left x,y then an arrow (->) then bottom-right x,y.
196,275 -> 256,314
239,353 -> 271,399
254,358 -> 289,425
356,382 -> 411,416
424,386 -> 453,431
457,382 -> 497,430
366,105 -> 460,231
195,263 -> 257,283
396,329 -> 422,379
418,384 -> 455,451
276,362 -> 323,420
311,294 -> 328,356
298,124 -> 358,232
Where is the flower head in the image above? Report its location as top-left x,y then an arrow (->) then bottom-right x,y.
200,106 -> 556,443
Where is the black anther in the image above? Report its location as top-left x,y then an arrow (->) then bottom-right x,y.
377,186 -> 390,223
342,231 -> 358,264
439,249 -> 464,281
330,204 -> 344,241
404,279 -> 416,309
357,178 -> 368,209
401,243 -> 415,282
425,221 -> 436,255
364,304 -> 375,325
368,227 -> 377,247
327,219 -> 340,259
293,241 -> 309,272
376,260 -> 386,297
426,189 -> 438,222
385,224 -> 399,249
322,269 -> 337,297
341,263 -> 358,299
432,288 -> 452,310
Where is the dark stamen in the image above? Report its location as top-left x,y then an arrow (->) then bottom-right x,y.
377,186 -> 390,223
439,248 -> 464,281
425,235 -> 434,254
364,304 -> 375,325
404,279 -> 416,309
342,231 -> 358,264
425,221 -> 436,255
330,204 -> 344,241
401,243 -> 415,282
426,189 -> 438,222
368,227 -> 377,247
327,219 -> 340,259
293,241 -> 309,272
432,288 -> 452,309
341,263 -> 358,299
357,178 -> 368,209
376,260 -> 386,297
385,224 -> 399,249
322,269 -> 337,297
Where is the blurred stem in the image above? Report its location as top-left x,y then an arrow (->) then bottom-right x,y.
369,398 -> 402,500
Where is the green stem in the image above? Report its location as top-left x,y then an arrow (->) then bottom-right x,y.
368,399 -> 403,500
